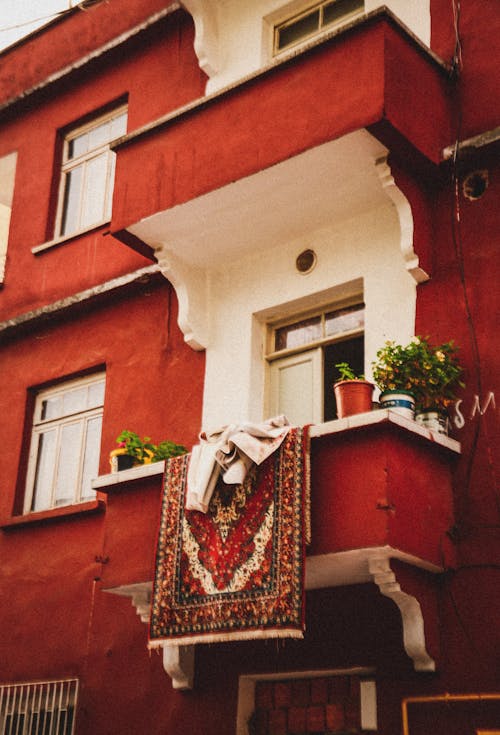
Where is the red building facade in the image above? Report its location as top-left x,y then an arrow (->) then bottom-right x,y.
0,1 -> 498,733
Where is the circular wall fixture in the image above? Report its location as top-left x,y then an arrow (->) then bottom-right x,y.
296,249 -> 317,274
463,169 -> 489,201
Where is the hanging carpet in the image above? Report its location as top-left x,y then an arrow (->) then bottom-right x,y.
149,426 -> 309,647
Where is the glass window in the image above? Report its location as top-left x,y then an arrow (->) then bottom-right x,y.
56,107 -> 127,238
25,374 -> 105,513
269,303 -> 364,422
274,0 -> 364,53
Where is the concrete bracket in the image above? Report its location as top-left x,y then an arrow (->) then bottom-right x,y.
181,0 -> 219,77
368,556 -> 436,672
375,156 -> 429,284
162,644 -> 195,690
154,243 -> 208,350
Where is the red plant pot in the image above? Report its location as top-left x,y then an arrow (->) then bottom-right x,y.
334,380 -> 374,419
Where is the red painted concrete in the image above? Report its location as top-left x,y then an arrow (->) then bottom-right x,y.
111,17 -> 451,240
0,2 -> 499,734
310,423 -> 455,567
0,9 -> 205,321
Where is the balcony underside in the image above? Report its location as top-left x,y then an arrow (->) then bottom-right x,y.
100,412 -> 459,683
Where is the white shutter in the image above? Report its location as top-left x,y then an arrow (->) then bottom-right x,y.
269,347 -> 322,425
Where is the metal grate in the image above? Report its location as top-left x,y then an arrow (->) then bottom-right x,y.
0,679 -> 78,735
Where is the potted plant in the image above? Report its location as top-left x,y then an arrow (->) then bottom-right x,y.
109,430 -> 187,471
333,362 -> 374,419
372,337 -> 464,430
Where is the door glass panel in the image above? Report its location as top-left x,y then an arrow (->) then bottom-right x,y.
54,422 -> 82,506
275,316 -> 322,351
32,430 -> 57,511
325,304 -> 364,336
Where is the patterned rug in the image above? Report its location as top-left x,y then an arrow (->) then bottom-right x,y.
149,427 -> 308,647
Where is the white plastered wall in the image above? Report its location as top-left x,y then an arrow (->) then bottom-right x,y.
183,0 -> 431,94
202,203 -> 416,427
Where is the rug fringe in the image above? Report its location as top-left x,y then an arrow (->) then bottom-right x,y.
148,628 -> 304,649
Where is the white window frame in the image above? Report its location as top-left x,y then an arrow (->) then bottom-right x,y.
266,299 -> 364,423
24,373 -> 105,514
271,0 -> 364,56
0,678 -> 79,735
54,105 -> 127,239
0,151 -> 17,284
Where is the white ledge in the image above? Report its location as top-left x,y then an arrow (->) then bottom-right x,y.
309,409 -> 460,452
92,460 -> 165,490
93,410 -> 460,491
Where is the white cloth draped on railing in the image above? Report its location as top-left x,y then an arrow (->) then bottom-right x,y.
185,415 -> 291,512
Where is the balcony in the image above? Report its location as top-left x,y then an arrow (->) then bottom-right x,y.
96,410 -> 459,686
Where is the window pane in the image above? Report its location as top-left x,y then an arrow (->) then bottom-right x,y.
80,153 -> 108,228
325,304 -> 364,336
88,119 -> 112,150
54,422 -> 83,506
87,380 -> 105,409
68,131 -> 89,159
323,0 -> 363,27
60,166 -> 83,235
40,395 -> 63,421
32,430 -> 57,511
110,111 -> 127,139
277,9 -> 320,49
63,387 -> 87,416
81,415 -> 102,501
275,316 -> 322,351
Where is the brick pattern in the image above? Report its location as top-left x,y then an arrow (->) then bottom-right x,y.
250,675 -> 362,735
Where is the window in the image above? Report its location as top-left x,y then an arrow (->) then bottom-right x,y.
0,679 -> 78,735
24,374 -> 105,513
267,302 -> 364,424
274,0 -> 364,53
55,106 -> 127,238
0,152 -> 17,283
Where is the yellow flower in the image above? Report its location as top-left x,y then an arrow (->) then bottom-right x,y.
436,350 -> 445,362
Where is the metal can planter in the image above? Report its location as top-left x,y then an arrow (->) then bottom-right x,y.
415,409 -> 449,435
379,390 -> 415,420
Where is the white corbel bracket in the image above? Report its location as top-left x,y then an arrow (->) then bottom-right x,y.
103,582 -> 195,689
181,0 -> 219,78
162,644 -> 195,690
368,557 -> 436,672
154,243 -> 208,350
375,156 -> 429,285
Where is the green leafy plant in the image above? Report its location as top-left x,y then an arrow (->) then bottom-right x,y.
152,440 -> 188,462
335,362 -> 365,382
372,337 -> 464,410
115,430 -> 187,465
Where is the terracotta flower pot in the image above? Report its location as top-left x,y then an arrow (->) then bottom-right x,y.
334,379 -> 374,419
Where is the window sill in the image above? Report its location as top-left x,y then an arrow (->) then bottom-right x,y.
0,498 -> 106,530
92,460 -> 165,492
31,220 -> 111,254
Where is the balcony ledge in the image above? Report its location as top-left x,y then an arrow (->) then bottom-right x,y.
93,409 -> 460,494
102,411 -> 459,682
